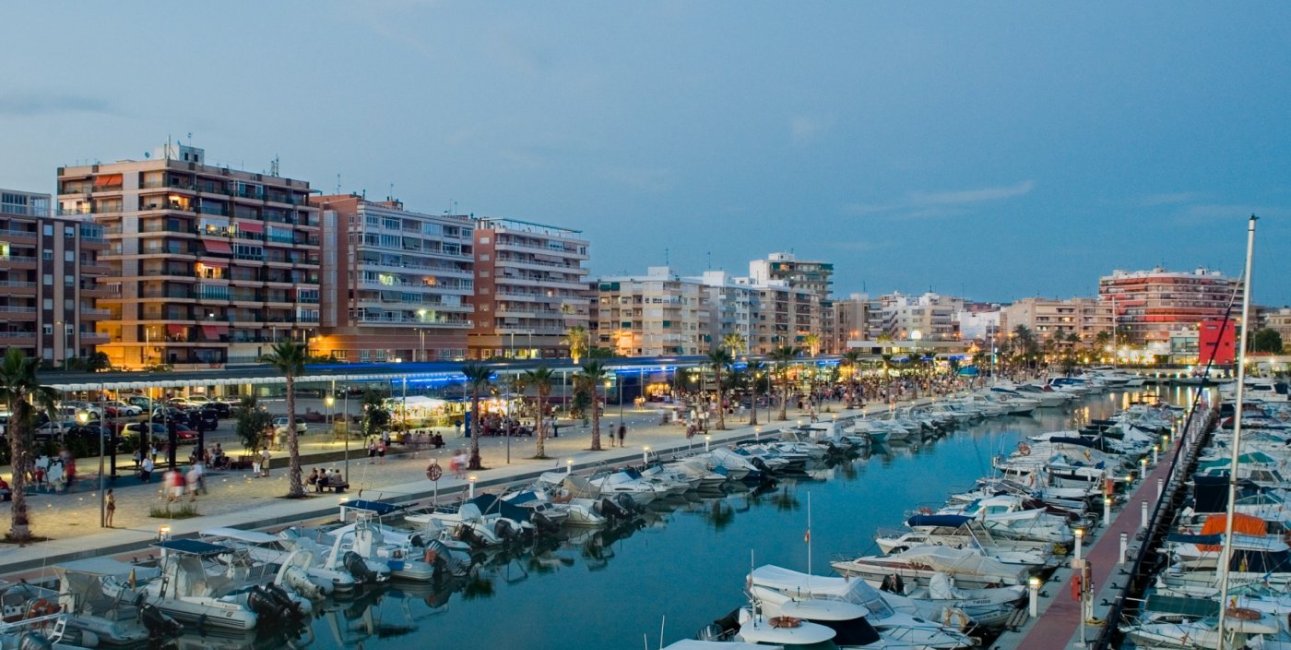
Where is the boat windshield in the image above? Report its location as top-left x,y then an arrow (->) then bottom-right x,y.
815,616 -> 881,646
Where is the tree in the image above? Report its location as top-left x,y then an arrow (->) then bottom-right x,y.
723,332 -> 748,357
1251,328 -> 1284,354
461,364 -> 493,470
360,388 -> 392,439
840,350 -> 863,408
0,349 -> 58,542
234,395 -> 274,453
261,340 -> 308,498
802,333 -> 821,357
768,346 -> 801,421
565,325 -> 589,365
706,347 -> 734,430
746,360 -> 766,426
523,367 -> 555,458
85,351 -> 111,373
574,360 -> 609,451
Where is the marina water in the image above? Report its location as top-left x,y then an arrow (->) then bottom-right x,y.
292,387 -> 1198,649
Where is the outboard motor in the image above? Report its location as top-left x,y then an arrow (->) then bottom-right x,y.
425,539 -> 470,577
139,603 -> 182,638
246,585 -> 280,618
409,533 -> 425,548
494,518 -> 517,540
343,550 -> 376,583
596,496 -> 629,521
18,633 -> 53,650
263,584 -> 306,621
612,493 -> 639,513
879,573 -> 906,594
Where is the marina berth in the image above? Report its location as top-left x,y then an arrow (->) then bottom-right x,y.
830,545 -> 1033,590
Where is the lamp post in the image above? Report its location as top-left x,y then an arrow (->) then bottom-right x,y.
468,474 -> 477,499
325,394 -> 335,437
1073,527 -> 1084,566
343,386 -> 351,482
1028,576 -> 1041,618
416,309 -> 428,362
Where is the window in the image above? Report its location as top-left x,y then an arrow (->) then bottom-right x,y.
42,249 -> 53,261
64,226 -> 74,238
65,251 -> 74,262
43,299 -> 52,310
43,324 -> 53,335
478,236 -> 490,244
43,225 -> 53,236
64,299 -> 73,310
65,275 -> 74,286
43,274 -> 53,286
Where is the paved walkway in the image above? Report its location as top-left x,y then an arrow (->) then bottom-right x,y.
0,394 -> 952,577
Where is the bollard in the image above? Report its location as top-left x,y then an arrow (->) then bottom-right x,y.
566,458 -> 573,475
1073,527 -> 1084,566
468,475 -> 477,499
1157,477 -> 1164,500
643,446 -> 651,465
704,435 -> 711,452
1119,532 -> 1128,565
1029,576 -> 1041,618
1103,497 -> 1112,526
1140,500 -> 1149,530
1153,445 -> 1159,466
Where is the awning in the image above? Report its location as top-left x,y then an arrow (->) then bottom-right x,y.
197,259 -> 227,269
201,325 -> 228,339
166,324 -> 186,336
202,240 -> 233,255
93,174 -> 122,188
236,220 -> 264,234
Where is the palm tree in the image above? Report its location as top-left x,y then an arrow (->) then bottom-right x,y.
746,360 -> 766,426
565,326 -> 589,365
0,349 -> 57,542
840,349 -> 863,408
706,347 -> 734,430
723,332 -> 747,357
461,364 -> 493,470
802,333 -> 821,357
768,346 -> 801,421
522,367 -> 555,458
261,340 -> 308,498
574,360 -> 609,451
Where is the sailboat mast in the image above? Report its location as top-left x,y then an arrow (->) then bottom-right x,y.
1216,215 -> 1258,647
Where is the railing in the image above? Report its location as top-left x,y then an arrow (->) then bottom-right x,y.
0,255 -> 37,263
0,331 -> 35,338
0,306 -> 37,313
0,280 -> 36,288
0,227 -> 38,238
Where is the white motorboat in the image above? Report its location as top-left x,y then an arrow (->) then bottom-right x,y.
52,558 -> 175,645
831,545 -> 1032,590
200,527 -> 349,596
325,513 -> 437,582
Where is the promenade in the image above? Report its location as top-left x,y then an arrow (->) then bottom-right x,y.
0,397 -> 910,578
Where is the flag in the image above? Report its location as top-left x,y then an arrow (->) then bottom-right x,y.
804,529 -> 811,544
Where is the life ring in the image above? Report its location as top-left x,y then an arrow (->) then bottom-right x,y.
919,507 -> 934,515
25,598 -> 58,619
426,463 -> 443,482
942,607 -> 972,631
1018,443 -> 1032,456
769,616 -> 801,628
1226,607 -> 1260,621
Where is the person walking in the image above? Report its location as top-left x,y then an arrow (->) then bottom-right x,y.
140,456 -> 154,483
260,448 -> 271,478
105,488 -> 116,527
617,422 -> 626,447
377,438 -> 387,465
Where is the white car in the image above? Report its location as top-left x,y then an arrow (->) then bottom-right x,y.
273,417 -> 307,436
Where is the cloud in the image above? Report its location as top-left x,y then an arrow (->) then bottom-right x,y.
1173,203 -> 1291,226
0,93 -> 113,117
790,115 -> 833,145
845,180 -> 1035,218
1138,192 -> 1206,207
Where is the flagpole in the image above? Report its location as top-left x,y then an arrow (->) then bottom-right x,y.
806,491 -> 813,578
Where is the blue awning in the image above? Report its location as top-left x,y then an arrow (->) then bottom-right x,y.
343,499 -> 404,516
958,366 -> 980,377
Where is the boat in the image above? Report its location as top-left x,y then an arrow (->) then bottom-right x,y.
200,527 -> 351,596
52,558 -> 176,645
830,545 -> 1032,590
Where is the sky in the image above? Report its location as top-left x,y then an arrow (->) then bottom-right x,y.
2,2 -> 1289,304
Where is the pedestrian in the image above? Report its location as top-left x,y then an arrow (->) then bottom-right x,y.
617,423 -> 626,447
367,439 -> 377,463
140,456 -> 154,483
260,448 -> 271,478
377,439 -> 387,464
452,450 -> 467,478
105,488 -> 116,527
164,468 -> 184,502
551,418 -> 559,438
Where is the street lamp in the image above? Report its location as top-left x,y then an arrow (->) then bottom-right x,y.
416,309 -> 427,362
325,394 -> 335,437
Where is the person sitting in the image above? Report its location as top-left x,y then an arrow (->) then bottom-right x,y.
0,476 -> 10,502
431,433 -> 445,449
307,468 -> 320,491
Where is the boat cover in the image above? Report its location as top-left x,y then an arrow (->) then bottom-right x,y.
1192,475 -> 1262,513
1197,513 -> 1268,551
750,565 -> 864,600
343,499 -> 404,516
869,546 -> 1029,583
152,539 -> 231,555
907,514 -> 971,528
467,494 -> 534,524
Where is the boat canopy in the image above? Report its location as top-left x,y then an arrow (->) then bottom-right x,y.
152,539 -> 232,556
200,527 -> 280,545
467,494 -> 535,524
907,514 -> 971,528
343,499 -> 404,516
55,557 -> 160,578
750,565 -> 861,600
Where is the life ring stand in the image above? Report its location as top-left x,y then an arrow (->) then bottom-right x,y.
1017,442 -> 1032,456
768,616 -> 801,628
1226,606 -> 1260,621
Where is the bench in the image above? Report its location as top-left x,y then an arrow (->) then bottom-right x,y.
314,480 -> 349,494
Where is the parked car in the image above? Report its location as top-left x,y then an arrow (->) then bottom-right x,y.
60,401 -> 103,418
192,408 -> 219,431
151,408 -> 191,426
121,422 -> 196,445
126,395 -> 154,409
201,401 -> 231,418
273,417 -> 307,436
103,401 -> 143,418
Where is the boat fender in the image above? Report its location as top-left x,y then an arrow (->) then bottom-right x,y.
768,616 -> 801,628
1227,607 -> 1261,621
1017,443 -> 1031,456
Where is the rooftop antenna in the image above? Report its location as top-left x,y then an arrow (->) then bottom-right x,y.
388,182 -> 394,201
186,132 -> 192,146
335,174 -> 341,194
270,155 -> 280,177
664,247 -> 669,266
706,251 -> 711,270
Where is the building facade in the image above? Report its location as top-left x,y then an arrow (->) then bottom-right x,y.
1258,307 -> 1291,352
470,219 -> 589,359
875,292 -> 962,341
311,195 -> 474,362
748,252 -> 833,301
1098,267 -> 1243,345
58,144 -> 322,369
999,297 -> 1111,342
0,189 -> 110,365
594,267 -> 710,356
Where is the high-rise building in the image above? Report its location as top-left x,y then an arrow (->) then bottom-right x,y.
57,143 -> 322,369
830,294 -> 875,353
0,188 -> 110,365
1257,307 -> 1291,352
748,252 -> 833,301
1098,267 -> 1243,344
470,219 -> 590,359
999,297 -> 1111,342
875,292 -> 962,341
594,267 -> 710,356
310,195 -> 474,362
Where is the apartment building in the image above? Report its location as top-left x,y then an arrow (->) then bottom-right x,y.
698,270 -> 757,355
830,294 -> 875,352
1258,307 -> 1291,352
0,189 -> 110,365
1099,267 -> 1243,344
748,252 -> 833,302
311,195 -> 474,362
875,292 -> 962,341
470,219 -> 590,359
594,267 -> 710,356
57,144 -> 321,369
999,297 -> 1111,342
752,281 -> 822,355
